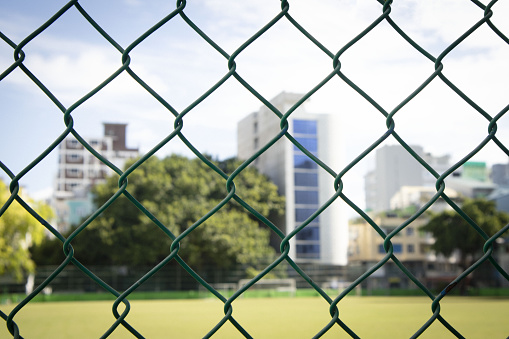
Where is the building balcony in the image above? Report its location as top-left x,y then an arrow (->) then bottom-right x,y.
65,155 -> 84,164
65,139 -> 84,149
65,170 -> 84,179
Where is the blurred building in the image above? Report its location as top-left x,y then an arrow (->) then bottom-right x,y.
489,187 -> 509,214
491,163 -> 509,187
53,123 -> 139,232
348,215 -> 460,290
446,162 -> 496,200
461,161 -> 489,181
446,177 -> 496,199
390,186 -> 460,213
237,92 -> 348,266
364,145 -> 451,213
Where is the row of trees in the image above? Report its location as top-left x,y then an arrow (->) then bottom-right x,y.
31,155 -> 285,275
2,155 -> 509,287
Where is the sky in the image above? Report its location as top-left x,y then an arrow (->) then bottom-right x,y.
0,0 -> 508,212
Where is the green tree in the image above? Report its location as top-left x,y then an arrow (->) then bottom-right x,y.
0,179 -> 52,282
422,198 -> 509,291
71,155 -> 285,273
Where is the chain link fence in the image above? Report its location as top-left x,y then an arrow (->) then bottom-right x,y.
1,0 -> 508,337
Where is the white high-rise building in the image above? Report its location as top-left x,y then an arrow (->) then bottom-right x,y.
237,92 -> 348,265
364,145 -> 451,213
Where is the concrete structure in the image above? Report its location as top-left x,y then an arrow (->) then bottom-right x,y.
237,92 -> 348,265
53,123 -> 139,231
364,145 -> 451,213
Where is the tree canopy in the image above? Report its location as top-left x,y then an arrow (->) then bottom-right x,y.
51,155 -> 285,273
0,179 -> 52,282
422,198 -> 509,270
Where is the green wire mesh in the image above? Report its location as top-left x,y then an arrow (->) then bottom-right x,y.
1,0 -> 508,337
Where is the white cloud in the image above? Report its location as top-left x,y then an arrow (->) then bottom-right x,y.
1,0 -> 508,199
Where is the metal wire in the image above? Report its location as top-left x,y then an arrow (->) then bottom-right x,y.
1,0 -> 508,337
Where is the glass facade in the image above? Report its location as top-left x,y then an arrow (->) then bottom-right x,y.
295,190 -> 319,205
294,154 -> 318,169
296,226 -> 320,240
295,208 -> 320,222
293,119 -> 320,259
293,120 -> 317,135
294,172 -> 318,187
293,137 -> 318,153
296,244 -> 320,257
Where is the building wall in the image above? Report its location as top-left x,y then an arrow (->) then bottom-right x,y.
491,163 -> 509,187
365,145 -> 452,213
422,153 -> 451,187
446,177 -> 496,199
237,92 -> 348,265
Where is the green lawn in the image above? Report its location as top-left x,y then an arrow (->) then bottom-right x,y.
2,296 -> 508,338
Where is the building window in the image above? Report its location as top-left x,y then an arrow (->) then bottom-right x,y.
66,139 -> 81,149
420,243 -> 431,254
293,120 -> 317,135
67,153 -> 83,163
393,243 -> 403,253
296,226 -> 319,241
88,155 -> 98,164
293,136 -> 318,153
406,227 -> 414,236
294,172 -> 318,187
296,244 -> 320,259
65,183 -> 80,191
294,154 -> 317,169
295,208 -> 320,223
407,244 -> 415,253
295,190 -> 319,205
66,168 -> 82,177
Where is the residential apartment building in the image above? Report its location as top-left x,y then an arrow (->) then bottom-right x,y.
348,215 -> 460,290
356,159 -> 509,290
237,92 -> 348,266
53,123 -> 139,231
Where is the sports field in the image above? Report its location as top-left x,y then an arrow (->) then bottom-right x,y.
2,296 -> 508,338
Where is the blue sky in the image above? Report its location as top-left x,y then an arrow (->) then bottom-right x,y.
1,0 -> 508,210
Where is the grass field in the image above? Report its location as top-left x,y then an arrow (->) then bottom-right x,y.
2,296 -> 508,338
